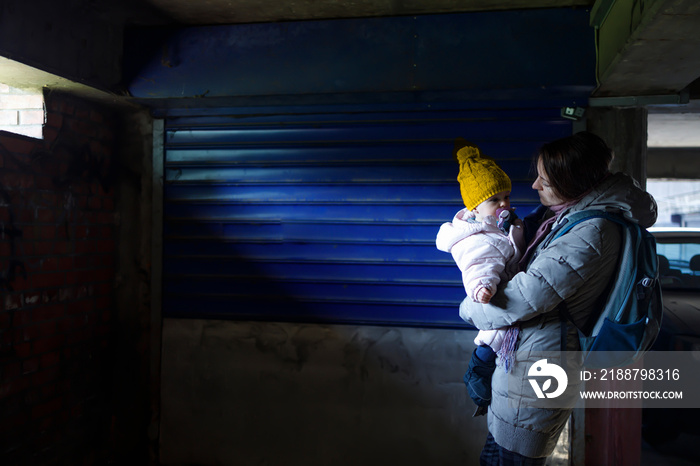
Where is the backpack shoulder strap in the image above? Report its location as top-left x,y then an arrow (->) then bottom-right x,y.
550,210 -> 624,240
554,210 -> 629,347
543,209 -> 633,250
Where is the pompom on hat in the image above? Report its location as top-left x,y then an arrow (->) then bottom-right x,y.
453,138 -> 511,211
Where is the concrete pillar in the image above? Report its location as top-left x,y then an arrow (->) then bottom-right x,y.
586,106 -> 649,188
581,106 -> 648,466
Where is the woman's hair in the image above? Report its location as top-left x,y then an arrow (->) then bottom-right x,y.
537,131 -> 613,201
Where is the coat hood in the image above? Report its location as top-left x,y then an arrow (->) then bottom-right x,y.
560,172 -> 657,228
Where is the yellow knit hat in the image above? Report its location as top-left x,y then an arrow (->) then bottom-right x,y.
454,141 -> 511,211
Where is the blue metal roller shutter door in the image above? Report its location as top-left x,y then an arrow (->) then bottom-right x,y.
162,107 -> 571,327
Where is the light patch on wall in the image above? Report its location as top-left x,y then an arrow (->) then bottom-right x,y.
0,83 -> 45,139
647,180 -> 700,227
648,113 -> 700,148
647,109 -> 700,227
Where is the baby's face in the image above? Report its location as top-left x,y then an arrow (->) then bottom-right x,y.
473,191 -> 511,221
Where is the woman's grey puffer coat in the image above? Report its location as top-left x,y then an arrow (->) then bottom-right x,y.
459,172 -> 657,458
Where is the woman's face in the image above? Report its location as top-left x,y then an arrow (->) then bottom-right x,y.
532,157 -> 567,206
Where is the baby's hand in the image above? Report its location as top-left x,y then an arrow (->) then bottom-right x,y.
476,286 -> 492,304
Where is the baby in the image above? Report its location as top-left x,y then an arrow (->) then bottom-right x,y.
436,141 -> 524,416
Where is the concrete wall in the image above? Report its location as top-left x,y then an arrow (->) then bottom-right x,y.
113,107 -> 157,464
587,106 -> 649,187
159,319 -> 488,466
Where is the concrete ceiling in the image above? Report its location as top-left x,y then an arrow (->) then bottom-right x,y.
115,0 -> 595,26
591,0 -> 700,99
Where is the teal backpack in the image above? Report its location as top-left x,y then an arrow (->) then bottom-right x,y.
546,210 -> 663,368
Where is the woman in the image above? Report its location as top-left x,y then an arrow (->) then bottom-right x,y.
459,131 -> 657,464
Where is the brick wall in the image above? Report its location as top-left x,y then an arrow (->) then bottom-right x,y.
0,91 -> 117,465
0,84 -> 44,140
